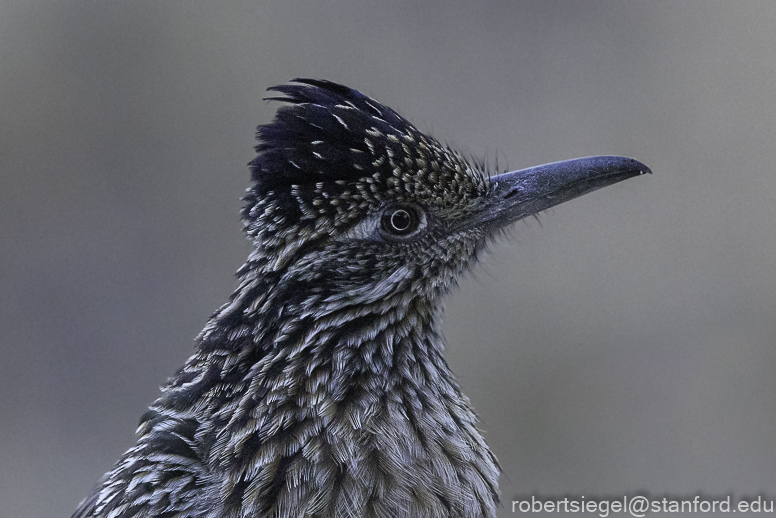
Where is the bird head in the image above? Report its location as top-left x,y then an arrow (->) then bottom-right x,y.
242,79 -> 649,311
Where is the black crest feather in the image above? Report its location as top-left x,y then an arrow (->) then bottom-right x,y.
248,79 -> 409,194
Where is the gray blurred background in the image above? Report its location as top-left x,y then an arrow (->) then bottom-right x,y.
2,1 -> 774,517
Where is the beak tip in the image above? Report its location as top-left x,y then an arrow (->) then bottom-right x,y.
626,157 -> 652,177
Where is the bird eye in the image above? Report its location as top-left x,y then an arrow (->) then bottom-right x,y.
380,205 -> 423,238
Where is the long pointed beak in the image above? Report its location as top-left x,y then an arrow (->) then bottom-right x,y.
473,156 -> 651,233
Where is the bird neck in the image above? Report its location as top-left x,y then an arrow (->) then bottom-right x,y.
191,261 -> 460,425
155,262 -> 499,516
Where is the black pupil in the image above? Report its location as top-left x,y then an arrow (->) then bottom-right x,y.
384,208 -> 416,235
391,210 -> 411,230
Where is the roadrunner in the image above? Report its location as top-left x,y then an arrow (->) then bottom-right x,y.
73,79 -> 649,518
